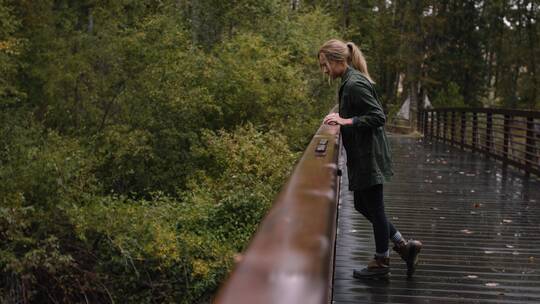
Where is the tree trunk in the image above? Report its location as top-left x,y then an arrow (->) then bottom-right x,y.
404,1 -> 423,129
291,0 -> 300,11
343,0 -> 350,30
191,0 -> 200,44
526,1 -> 538,108
87,8 -> 93,33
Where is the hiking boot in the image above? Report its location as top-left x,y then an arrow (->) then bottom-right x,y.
393,239 -> 422,278
353,256 -> 390,280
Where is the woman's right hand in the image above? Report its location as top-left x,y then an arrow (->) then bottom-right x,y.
324,113 -> 352,126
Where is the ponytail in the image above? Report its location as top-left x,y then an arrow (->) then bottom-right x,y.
346,42 -> 374,83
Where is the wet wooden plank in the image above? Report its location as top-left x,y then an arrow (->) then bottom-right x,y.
332,135 -> 540,304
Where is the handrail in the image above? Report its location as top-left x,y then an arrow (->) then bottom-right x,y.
420,108 -> 540,176
213,110 -> 341,304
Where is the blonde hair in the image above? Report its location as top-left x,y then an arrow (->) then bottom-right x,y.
318,39 -> 374,83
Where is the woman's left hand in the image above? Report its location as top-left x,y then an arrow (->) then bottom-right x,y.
324,113 -> 353,126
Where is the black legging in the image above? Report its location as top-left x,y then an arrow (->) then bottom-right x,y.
354,184 -> 397,255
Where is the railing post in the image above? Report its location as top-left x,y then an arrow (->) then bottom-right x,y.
417,109 -> 422,132
429,111 -> 434,139
472,112 -> 478,150
436,111 -> 441,139
450,111 -> 456,146
443,111 -> 447,143
460,111 -> 466,149
526,117 -> 535,174
486,112 -> 493,154
503,114 -> 510,161
423,111 -> 428,135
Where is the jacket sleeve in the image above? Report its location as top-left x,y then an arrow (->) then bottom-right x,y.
348,81 -> 386,129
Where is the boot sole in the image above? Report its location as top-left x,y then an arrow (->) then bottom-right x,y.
353,270 -> 391,280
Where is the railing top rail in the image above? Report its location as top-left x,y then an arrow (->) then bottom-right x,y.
214,110 -> 341,304
424,107 -> 540,119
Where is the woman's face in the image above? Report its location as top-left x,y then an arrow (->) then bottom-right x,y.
319,54 -> 343,79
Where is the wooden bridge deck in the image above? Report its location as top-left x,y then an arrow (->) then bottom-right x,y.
332,135 -> 540,304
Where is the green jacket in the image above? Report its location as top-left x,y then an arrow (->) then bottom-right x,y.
339,66 -> 393,191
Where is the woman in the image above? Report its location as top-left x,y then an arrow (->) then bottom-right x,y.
319,39 -> 422,279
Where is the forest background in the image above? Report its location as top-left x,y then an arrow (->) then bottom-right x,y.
1,0 -> 538,303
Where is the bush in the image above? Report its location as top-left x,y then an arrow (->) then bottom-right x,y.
0,1 -> 337,303
0,122 -> 298,303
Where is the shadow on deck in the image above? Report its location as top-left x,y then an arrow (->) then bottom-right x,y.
333,134 -> 540,304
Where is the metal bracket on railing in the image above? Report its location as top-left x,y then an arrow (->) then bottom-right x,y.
315,139 -> 328,156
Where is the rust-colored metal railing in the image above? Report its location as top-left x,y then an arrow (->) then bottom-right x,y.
213,112 -> 341,304
421,108 -> 540,176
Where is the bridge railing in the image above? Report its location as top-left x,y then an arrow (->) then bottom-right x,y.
421,108 -> 540,176
213,110 -> 342,304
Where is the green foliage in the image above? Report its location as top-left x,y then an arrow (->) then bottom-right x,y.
0,122 -> 298,303
8,0 -> 539,302
187,124 -> 298,246
0,0 -> 25,108
432,82 -> 466,108
207,33 -> 317,148
12,0 -> 540,302
0,1 -> 338,303
185,0 -> 285,48
0,114 -> 100,302
255,7 -> 339,149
